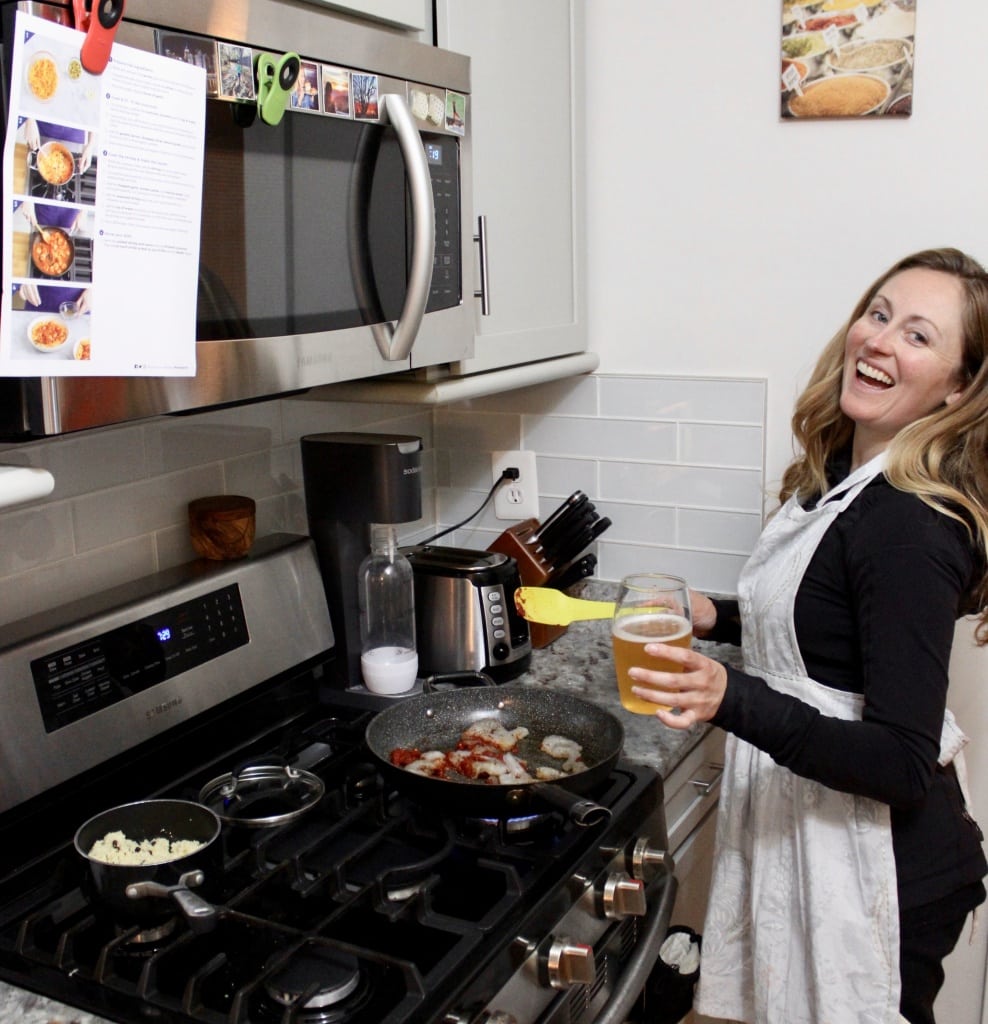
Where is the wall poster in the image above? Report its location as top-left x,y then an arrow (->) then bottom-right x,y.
781,0 -> 916,120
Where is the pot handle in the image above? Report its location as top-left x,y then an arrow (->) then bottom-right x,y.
126,870 -> 218,934
522,782 -> 612,829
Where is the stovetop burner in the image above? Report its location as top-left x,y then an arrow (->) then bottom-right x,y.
263,946 -> 364,1016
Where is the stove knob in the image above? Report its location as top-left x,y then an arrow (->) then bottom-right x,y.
630,837 -> 674,881
544,937 -> 596,989
601,871 -> 647,918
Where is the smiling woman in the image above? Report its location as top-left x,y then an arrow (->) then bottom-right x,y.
839,265 -> 967,465
626,249 -> 988,1023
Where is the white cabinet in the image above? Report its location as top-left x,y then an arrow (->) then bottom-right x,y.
434,0 -> 587,374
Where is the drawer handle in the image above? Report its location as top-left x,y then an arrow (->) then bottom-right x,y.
689,762 -> 724,796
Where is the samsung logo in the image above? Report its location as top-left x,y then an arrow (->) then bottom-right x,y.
146,696 -> 183,720
297,353 -> 335,368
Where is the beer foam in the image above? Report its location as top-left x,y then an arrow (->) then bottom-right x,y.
612,613 -> 690,644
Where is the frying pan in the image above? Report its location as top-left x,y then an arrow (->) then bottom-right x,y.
30,226 -> 75,277
364,684 -> 624,827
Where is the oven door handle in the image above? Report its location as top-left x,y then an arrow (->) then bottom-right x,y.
374,93 -> 435,362
593,871 -> 679,1024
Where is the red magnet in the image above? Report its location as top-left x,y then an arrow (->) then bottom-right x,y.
71,0 -> 126,75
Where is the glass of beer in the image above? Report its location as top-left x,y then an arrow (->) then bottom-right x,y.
611,574 -> 692,714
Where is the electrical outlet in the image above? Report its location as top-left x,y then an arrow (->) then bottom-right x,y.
492,450 -> 539,520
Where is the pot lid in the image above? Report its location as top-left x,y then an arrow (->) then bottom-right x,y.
198,762 -> 324,828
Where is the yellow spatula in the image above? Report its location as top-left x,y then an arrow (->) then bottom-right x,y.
514,587 -> 615,626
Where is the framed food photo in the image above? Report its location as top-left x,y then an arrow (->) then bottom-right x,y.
781,0 -> 916,119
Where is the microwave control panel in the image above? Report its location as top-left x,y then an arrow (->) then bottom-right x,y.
426,135 -> 461,312
31,584 -> 249,733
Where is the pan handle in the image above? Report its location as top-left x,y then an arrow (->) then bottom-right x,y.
524,782 -> 612,828
126,870 -> 218,933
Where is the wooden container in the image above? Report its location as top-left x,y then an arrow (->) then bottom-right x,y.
487,518 -> 567,649
188,495 -> 256,560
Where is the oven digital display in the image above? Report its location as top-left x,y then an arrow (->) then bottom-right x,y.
30,584 -> 249,733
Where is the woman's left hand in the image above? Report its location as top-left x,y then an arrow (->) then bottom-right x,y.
629,644 -> 728,730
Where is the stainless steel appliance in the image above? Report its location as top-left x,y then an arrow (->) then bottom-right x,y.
404,544 -> 532,681
0,0 -> 474,439
0,534 -> 677,1024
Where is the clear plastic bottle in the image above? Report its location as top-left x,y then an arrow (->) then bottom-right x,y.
357,523 -> 418,693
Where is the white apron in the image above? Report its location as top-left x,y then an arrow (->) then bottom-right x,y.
694,453 -> 968,1024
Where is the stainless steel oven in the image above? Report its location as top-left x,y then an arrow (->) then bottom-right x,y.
0,0 -> 474,439
0,534 -> 676,1024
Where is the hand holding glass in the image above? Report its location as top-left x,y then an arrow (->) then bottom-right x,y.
611,574 -> 692,714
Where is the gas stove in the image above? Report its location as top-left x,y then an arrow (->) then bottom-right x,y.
0,535 -> 675,1024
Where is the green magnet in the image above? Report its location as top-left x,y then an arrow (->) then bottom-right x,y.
255,51 -> 300,126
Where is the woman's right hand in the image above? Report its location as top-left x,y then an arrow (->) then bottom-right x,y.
690,589 -> 718,637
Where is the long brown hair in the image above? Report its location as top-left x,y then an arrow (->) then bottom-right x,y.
779,248 -> 988,642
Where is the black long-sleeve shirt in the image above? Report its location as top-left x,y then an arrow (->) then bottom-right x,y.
708,475 -> 987,909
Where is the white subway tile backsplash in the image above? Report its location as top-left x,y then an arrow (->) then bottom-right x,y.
598,541 -> 750,595
598,375 -> 766,424
536,456 -> 598,499
591,501 -> 677,546
0,500 -> 75,576
71,464 -> 223,552
0,373 -> 766,625
677,507 -> 763,553
434,409 -> 522,452
461,375 -> 599,416
225,445 -> 299,500
0,425 -> 147,501
145,403 -> 281,474
680,422 -> 763,468
600,461 -> 763,512
522,415 -> 677,462
0,537 -> 154,627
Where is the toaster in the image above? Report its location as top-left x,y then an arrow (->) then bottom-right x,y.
403,545 -> 532,682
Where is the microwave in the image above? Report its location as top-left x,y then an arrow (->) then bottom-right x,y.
0,0 -> 474,439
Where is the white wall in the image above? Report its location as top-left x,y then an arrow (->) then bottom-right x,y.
585,0 -> 988,497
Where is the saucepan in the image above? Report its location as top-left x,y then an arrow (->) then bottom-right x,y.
364,683 -> 624,827
74,799 -> 222,933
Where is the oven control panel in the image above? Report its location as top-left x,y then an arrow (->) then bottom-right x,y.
31,584 -> 249,733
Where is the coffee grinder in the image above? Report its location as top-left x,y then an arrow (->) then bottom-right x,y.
300,432 -> 423,688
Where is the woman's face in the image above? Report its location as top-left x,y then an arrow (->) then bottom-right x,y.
840,267 -> 967,460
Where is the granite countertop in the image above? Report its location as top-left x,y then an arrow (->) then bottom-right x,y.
0,597 -> 742,1024
513,608 -> 741,778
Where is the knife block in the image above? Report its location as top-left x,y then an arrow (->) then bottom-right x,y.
487,518 -> 567,649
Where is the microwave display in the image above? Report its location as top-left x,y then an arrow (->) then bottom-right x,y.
196,100 -> 461,342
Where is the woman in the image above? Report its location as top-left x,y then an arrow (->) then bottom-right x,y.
629,249 -> 988,1023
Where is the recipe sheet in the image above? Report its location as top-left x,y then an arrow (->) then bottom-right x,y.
0,12 -> 205,376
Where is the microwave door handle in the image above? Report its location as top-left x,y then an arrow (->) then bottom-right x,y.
375,93 -> 435,362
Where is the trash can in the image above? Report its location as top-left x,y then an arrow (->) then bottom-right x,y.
633,925 -> 702,1024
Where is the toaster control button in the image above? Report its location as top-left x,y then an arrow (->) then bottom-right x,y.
491,615 -> 504,626
490,604 -> 503,614
493,641 -> 509,660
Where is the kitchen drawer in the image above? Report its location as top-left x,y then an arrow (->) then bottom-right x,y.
664,729 -> 725,853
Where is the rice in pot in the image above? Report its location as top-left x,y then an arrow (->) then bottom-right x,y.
88,829 -> 205,865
